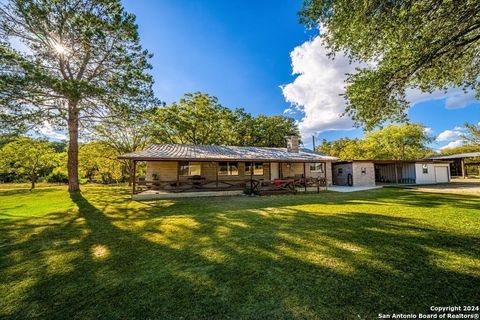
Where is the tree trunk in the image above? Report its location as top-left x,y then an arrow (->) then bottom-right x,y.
67,100 -> 81,192
30,174 -> 36,189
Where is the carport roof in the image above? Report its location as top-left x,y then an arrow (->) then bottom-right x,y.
333,159 -> 451,164
425,152 -> 480,160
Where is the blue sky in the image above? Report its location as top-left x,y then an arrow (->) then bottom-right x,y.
122,0 -> 479,150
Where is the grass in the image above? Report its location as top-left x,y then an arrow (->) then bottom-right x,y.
0,184 -> 479,319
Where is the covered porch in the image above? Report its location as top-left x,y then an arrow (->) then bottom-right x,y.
131,160 -> 328,198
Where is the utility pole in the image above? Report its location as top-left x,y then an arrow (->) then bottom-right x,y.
312,135 -> 316,151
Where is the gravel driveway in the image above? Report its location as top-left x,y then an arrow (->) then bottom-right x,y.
413,178 -> 480,195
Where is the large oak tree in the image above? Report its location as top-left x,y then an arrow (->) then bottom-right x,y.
150,92 -> 300,147
300,0 -> 480,130
0,0 -> 156,191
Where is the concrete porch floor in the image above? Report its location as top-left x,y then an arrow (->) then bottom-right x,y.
132,185 -> 382,200
132,189 -> 244,200
328,186 -> 382,192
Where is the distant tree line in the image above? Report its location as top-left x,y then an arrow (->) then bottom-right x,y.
317,123 -> 480,161
0,92 -> 299,188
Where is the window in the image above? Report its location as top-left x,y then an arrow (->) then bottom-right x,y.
179,161 -> 202,176
422,164 -> 428,174
361,167 -> 367,175
309,162 -> 324,173
218,162 -> 239,176
338,168 -> 343,175
245,162 -> 264,175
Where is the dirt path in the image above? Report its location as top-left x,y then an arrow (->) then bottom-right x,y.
413,178 -> 480,195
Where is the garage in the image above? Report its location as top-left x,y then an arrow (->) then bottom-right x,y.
434,166 -> 449,183
415,162 -> 451,184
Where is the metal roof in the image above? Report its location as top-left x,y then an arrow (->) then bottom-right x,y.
118,144 -> 338,162
426,152 -> 480,160
333,159 -> 451,164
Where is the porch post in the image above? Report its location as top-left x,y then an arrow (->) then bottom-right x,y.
461,158 -> 466,179
215,161 -> 219,187
268,162 -> 271,181
303,162 -> 307,192
176,162 -> 180,190
394,162 -> 399,184
132,160 -> 136,195
323,161 -> 327,191
250,162 -> 253,192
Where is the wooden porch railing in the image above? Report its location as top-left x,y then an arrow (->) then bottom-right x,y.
133,176 -> 328,195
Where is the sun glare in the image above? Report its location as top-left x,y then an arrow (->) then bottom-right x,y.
52,41 -> 68,55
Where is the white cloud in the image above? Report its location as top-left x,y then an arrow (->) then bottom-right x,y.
281,36 -> 361,138
436,128 -> 465,142
36,121 -> 67,141
281,35 -> 479,138
439,140 -> 465,150
406,88 -> 478,110
423,127 -> 433,135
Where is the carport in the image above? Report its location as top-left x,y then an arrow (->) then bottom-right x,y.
374,160 -> 416,184
426,152 -> 480,178
373,160 -> 451,185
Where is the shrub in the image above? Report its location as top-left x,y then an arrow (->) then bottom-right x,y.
46,171 -> 68,183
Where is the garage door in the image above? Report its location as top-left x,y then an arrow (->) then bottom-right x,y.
434,166 -> 449,183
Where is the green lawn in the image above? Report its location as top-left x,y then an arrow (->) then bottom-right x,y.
0,185 -> 479,319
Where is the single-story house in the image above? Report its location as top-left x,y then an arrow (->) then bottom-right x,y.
118,136 -> 338,198
332,160 -> 451,187
425,152 -> 480,178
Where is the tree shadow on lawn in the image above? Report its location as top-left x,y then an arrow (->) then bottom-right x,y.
0,191 -> 479,319
0,187 -> 59,197
121,188 -> 480,220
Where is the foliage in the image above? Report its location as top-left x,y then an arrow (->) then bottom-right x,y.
362,123 -> 432,160
440,144 -> 480,156
0,0 -> 156,191
299,0 -> 480,130
318,123 -> 432,160
0,133 -> 21,148
462,123 -> 480,146
91,106 -> 154,155
150,92 -> 236,145
0,185 -> 478,318
78,142 -> 123,184
317,138 -> 364,160
46,169 -> 69,184
228,109 -> 299,147
150,92 -> 299,147
0,137 -> 58,188
90,105 -> 155,183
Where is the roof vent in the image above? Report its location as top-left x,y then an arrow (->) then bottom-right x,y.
285,136 -> 299,153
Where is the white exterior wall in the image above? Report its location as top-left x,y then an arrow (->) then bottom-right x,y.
415,163 -> 451,184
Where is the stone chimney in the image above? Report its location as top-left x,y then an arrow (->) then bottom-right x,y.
285,135 -> 299,153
